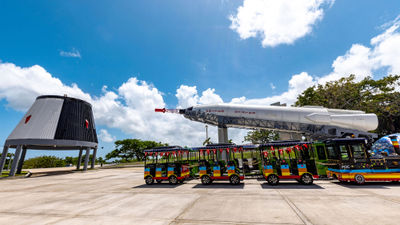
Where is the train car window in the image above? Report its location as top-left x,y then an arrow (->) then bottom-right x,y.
350,144 -> 365,159
326,145 -> 339,160
316,146 -> 327,160
339,145 -> 349,160
300,148 -> 310,160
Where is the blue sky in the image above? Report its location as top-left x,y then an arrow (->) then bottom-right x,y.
1,0 -> 400,159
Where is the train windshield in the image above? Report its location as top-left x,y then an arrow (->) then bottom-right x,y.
326,145 -> 339,160
350,144 -> 366,159
339,145 -> 349,160
316,145 -> 327,160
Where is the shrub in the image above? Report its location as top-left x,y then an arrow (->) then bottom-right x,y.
23,156 -> 66,169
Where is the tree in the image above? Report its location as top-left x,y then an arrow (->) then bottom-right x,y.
105,139 -> 168,162
244,129 -> 279,144
98,157 -> 106,167
203,137 -> 212,146
23,156 -> 65,169
295,75 -> 400,136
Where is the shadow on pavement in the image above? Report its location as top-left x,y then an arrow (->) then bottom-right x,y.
260,182 -> 324,189
333,181 -> 397,189
132,183 -> 182,189
192,183 -> 245,189
29,170 -> 75,178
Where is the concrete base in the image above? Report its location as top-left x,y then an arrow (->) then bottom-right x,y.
2,168 -> 400,225
279,131 -> 303,141
218,126 -> 228,161
217,127 -> 228,144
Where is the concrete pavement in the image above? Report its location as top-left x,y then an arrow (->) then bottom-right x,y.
0,167 -> 400,225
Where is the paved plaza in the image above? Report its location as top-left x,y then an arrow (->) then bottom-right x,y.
1,167 -> 400,225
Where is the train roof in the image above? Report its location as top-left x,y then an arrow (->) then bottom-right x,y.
324,138 -> 367,144
144,146 -> 190,152
259,141 -> 312,148
191,144 -> 255,150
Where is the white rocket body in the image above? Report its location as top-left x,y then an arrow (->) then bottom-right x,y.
188,104 -> 378,132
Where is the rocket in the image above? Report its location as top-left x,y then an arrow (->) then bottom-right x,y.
155,103 -> 378,134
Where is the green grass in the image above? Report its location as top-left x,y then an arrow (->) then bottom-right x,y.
1,171 -> 28,177
104,161 -> 145,168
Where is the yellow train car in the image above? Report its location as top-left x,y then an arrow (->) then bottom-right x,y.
325,138 -> 400,184
143,146 -> 190,185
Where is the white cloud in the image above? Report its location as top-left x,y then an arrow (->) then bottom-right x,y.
176,85 -> 199,108
98,129 -> 116,143
230,72 -> 315,106
0,63 -> 91,111
316,16 -> 400,84
59,48 -> 81,58
233,15 -> 400,106
0,64 -> 232,146
229,0 -> 333,47
269,83 -> 276,90
318,44 -> 374,84
2,15 -> 400,146
176,86 -> 223,108
370,17 -> 400,75
199,88 -> 223,105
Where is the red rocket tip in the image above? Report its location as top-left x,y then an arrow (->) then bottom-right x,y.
155,108 -> 166,113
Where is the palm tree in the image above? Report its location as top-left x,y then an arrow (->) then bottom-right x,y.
203,137 -> 212,146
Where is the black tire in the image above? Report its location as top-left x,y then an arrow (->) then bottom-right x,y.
354,174 -> 365,185
201,175 -> 212,185
145,176 -> 154,185
169,175 -> 178,185
267,174 -> 279,186
229,175 -> 241,185
300,173 -> 314,185
156,179 -> 162,184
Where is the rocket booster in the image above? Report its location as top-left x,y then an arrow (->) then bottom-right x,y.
155,103 -> 378,132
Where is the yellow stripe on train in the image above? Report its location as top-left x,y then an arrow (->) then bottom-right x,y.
334,172 -> 400,179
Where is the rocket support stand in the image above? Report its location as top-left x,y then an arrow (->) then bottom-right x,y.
218,126 -> 229,161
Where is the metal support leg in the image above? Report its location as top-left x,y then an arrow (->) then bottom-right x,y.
218,126 -> 229,161
83,148 -> 90,171
16,147 -> 27,174
218,127 -> 229,144
91,148 -> 97,169
0,146 -> 9,175
9,145 -> 22,176
77,149 -> 83,170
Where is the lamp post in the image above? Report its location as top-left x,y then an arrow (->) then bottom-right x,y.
205,125 -> 208,140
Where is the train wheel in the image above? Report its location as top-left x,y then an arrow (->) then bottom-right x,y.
156,179 -> 162,184
201,175 -> 212,185
354,174 -> 365,185
229,175 -> 240,185
169,176 -> 178,185
145,176 -> 154,185
267,174 -> 279,186
300,173 -> 313,185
